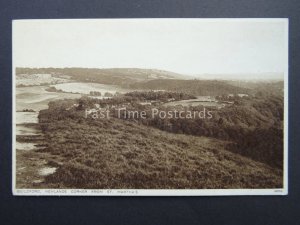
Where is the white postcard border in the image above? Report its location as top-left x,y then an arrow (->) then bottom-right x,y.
12,18 -> 289,196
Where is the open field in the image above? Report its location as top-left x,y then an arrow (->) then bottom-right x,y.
51,82 -> 130,95
16,86 -> 82,111
164,98 -> 222,107
16,73 -> 70,86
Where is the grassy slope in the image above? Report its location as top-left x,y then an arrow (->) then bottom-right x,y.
40,117 -> 282,189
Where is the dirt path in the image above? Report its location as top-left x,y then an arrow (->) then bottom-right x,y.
16,150 -> 59,188
15,123 -> 62,189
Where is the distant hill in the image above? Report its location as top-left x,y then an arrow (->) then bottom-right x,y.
192,72 -> 284,81
225,80 -> 284,96
16,67 -> 274,96
129,79 -> 251,96
16,67 -> 186,86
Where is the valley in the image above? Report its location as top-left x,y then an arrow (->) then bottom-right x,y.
14,68 -> 284,189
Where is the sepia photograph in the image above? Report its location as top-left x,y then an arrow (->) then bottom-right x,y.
12,19 -> 288,195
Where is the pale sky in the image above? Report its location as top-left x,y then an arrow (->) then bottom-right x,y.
13,19 -> 288,79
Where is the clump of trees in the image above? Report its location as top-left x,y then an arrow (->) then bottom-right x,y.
45,86 -> 63,93
21,109 -> 35,112
89,91 -> 101,96
125,91 -> 196,101
104,92 -> 114,97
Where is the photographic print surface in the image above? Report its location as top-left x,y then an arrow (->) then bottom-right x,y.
12,19 -> 288,196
